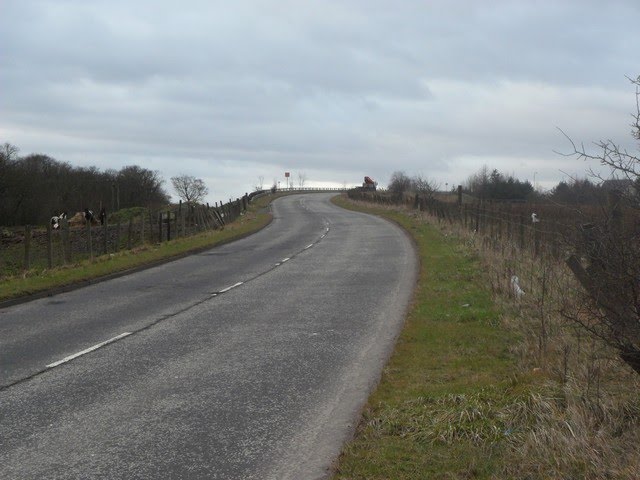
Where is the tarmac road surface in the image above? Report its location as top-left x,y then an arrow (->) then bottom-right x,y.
0,193 -> 417,479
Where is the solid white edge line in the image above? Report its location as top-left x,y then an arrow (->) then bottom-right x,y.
46,332 -> 132,368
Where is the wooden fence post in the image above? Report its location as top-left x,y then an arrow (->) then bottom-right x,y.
127,218 -> 133,249
103,219 -> 108,254
24,225 -> 32,270
115,220 -> 121,252
489,206 -> 495,245
158,212 -> 163,243
533,222 -> 540,258
61,218 -> 71,264
46,223 -> 53,268
86,221 -> 93,260
608,190 -> 622,234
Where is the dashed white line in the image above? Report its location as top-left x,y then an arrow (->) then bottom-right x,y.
46,332 -> 132,368
281,257 -> 290,263
304,244 -> 313,249
219,282 -> 244,293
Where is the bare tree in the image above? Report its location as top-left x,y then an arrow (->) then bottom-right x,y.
558,76 -> 640,204
463,165 -> 490,199
412,175 -> 440,200
561,76 -> 640,374
388,171 -> 412,198
0,142 -> 19,162
254,175 -> 265,191
298,172 -> 307,189
171,174 -> 209,204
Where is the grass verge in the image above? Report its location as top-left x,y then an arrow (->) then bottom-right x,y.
0,195 -> 275,304
331,195 -> 535,479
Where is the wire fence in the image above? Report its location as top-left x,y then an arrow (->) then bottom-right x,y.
347,189 -> 640,262
347,188 -> 640,403
1,194 -> 251,276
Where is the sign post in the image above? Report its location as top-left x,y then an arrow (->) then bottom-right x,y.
285,172 -> 290,189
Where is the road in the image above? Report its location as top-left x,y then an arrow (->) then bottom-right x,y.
0,193 -> 417,479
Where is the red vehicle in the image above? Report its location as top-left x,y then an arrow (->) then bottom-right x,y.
362,176 -> 377,191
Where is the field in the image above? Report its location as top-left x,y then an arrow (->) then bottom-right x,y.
0,194 -> 273,303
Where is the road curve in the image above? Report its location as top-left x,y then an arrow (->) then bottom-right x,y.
0,193 -> 417,479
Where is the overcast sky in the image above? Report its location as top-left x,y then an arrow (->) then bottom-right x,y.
2,0 -> 639,203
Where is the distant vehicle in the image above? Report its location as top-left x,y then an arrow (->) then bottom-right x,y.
362,176 -> 377,191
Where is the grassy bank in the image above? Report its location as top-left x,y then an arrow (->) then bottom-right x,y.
332,195 -> 535,479
0,195 -> 275,304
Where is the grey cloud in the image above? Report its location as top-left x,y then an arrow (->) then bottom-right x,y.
1,0 -> 639,202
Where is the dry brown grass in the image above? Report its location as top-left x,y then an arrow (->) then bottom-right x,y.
415,204 -> 640,479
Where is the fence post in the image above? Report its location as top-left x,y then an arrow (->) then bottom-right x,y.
608,189 -> 622,234
158,212 -> 163,243
166,211 -> 171,241
115,220 -> 121,252
127,218 -> 133,249
533,222 -> 541,258
86,221 -> 93,260
103,218 -> 108,254
46,223 -> 53,269
61,218 -> 71,264
489,206 -> 495,245
23,225 -> 32,270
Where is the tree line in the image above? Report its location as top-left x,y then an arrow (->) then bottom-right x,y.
388,166 -> 634,205
0,143 -> 170,226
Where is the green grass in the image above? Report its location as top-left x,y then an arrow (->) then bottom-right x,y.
0,195 -> 275,303
332,195 -> 533,479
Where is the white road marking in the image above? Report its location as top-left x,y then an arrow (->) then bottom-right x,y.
219,282 -> 244,293
281,257 -> 290,262
305,244 -> 313,249
46,332 -> 132,368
